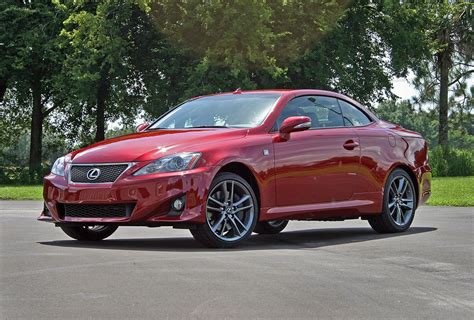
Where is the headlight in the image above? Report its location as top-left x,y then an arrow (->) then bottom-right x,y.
51,156 -> 66,176
133,152 -> 201,176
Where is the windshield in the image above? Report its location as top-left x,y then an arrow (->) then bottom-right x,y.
149,93 -> 281,129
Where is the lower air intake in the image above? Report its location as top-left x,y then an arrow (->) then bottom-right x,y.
59,203 -> 135,218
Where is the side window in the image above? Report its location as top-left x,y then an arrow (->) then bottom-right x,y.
338,100 -> 372,127
275,96 -> 344,129
313,96 -> 344,128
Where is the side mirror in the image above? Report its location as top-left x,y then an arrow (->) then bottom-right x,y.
136,122 -> 149,132
279,116 -> 311,134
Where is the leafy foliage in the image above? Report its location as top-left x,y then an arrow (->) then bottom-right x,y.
285,2 -> 431,105
408,0 -> 473,147
375,100 -> 438,146
0,0 -> 472,181
429,146 -> 474,177
0,1 -> 64,100
376,98 -> 473,178
151,0 -> 348,74
375,96 -> 473,151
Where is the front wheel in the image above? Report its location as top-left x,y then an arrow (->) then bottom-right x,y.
190,172 -> 258,248
59,225 -> 118,241
368,169 -> 417,233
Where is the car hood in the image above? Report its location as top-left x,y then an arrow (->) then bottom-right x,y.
70,129 -> 247,163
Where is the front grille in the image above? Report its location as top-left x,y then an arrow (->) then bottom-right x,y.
70,164 -> 129,183
59,203 -> 135,218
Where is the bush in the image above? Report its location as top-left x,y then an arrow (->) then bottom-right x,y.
0,166 -> 50,184
429,146 -> 474,177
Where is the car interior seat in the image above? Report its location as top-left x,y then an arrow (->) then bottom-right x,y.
326,108 -> 344,127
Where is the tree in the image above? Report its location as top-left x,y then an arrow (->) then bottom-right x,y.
411,1 -> 472,148
151,0 -> 349,76
57,0 -> 183,141
3,0 -> 469,183
375,100 -> 438,146
0,1 -> 66,178
448,82 -> 474,149
149,1 -> 436,107
284,1 -> 434,106
147,0 -> 352,98
59,1 -> 134,142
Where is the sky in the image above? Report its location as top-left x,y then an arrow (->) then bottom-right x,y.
392,73 -> 474,102
392,77 -> 418,101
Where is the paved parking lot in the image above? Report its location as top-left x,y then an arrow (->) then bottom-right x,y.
1,201 -> 473,319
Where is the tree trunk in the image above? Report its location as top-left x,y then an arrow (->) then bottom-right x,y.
437,29 -> 450,149
95,75 -> 109,142
29,78 -> 43,179
0,77 -> 7,102
438,54 -> 449,148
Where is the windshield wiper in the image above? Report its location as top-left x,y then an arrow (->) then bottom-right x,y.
147,125 -> 233,130
188,125 -> 230,128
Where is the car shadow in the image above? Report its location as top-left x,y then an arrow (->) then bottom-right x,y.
38,226 -> 437,252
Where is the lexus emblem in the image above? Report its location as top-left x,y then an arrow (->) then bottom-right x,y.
86,168 -> 101,181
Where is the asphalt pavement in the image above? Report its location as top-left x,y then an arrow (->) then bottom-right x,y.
1,201 -> 473,319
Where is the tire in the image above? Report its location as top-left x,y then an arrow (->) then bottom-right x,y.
190,172 -> 258,248
368,168 -> 417,233
59,225 -> 118,241
254,220 -> 288,234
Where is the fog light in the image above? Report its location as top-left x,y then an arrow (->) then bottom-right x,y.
172,198 -> 185,211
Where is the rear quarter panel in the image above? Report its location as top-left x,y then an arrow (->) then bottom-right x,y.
354,123 -> 431,208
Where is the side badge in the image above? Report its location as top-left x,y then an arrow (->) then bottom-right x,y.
263,149 -> 270,156
388,134 -> 396,147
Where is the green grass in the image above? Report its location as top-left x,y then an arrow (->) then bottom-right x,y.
426,176 -> 474,207
0,176 -> 473,206
0,185 -> 43,200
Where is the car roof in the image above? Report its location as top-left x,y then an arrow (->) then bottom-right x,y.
193,89 -> 378,121
207,89 -> 355,100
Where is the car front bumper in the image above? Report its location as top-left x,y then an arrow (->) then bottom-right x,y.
39,166 -> 219,226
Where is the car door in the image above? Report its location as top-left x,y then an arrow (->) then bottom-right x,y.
338,98 -> 382,194
272,95 -> 361,207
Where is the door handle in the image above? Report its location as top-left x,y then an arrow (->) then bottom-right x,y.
343,140 -> 359,150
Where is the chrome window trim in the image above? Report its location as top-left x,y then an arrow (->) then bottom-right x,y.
67,162 -> 136,185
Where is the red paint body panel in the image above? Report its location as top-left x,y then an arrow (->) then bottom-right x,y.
273,127 -> 360,206
70,129 -> 247,163
40,89 -> 431,226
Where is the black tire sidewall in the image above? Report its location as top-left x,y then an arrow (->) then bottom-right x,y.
254,220 -> 288,234
60,225 -> 118,241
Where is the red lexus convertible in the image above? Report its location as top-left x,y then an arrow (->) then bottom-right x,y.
39,89 -> 431,248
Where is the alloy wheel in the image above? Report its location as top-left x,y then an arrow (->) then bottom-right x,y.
388,176 -> 414,226
206,179 -> 255,242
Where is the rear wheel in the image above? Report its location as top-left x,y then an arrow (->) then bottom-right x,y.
190,172 -> 258,248
59,225 -> 118,241
254,220 -> 288,234
368,169 -> 416,233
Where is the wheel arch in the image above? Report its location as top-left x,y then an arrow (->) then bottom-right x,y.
216,162 -> 261,211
